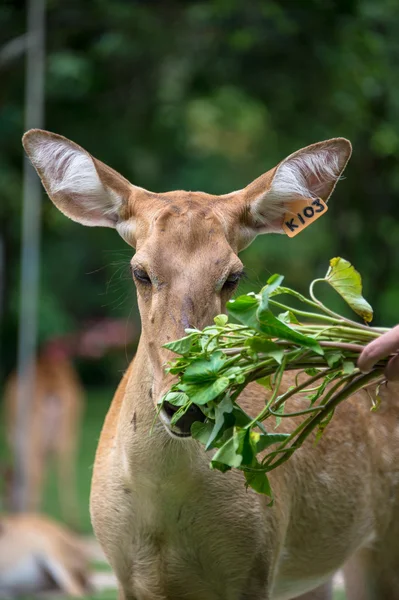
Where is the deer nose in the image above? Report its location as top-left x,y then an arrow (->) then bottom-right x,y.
162,401 -> 205,435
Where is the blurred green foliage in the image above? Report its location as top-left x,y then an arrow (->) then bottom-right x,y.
1,0 -> 399,383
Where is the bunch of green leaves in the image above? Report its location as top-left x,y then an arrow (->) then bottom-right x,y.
160,258 -> 390,499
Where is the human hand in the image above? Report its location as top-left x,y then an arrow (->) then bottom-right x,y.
357,325 -> 399,381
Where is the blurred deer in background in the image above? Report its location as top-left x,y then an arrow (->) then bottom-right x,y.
3,318 -> 135,526
0,512 -> 91,598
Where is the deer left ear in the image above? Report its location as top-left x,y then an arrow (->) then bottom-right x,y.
238,137 -> 352,240
22,129 -> 135,228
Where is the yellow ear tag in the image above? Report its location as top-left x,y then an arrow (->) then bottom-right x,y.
283,198 -> 328,238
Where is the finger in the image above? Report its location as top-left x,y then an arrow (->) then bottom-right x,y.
385,354 -> 399,381
357,325 -> 399,373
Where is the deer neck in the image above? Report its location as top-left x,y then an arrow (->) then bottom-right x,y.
118,336 -> 202,481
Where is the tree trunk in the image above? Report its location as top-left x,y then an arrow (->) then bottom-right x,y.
12,0 -> 45,512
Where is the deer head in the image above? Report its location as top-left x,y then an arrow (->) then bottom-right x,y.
23,130 -> 351,438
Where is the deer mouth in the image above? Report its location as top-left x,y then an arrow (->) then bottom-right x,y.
160,401 -> 206,438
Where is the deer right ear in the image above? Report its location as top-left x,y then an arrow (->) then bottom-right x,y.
232,137 -> 352,250
22,129 -> 135,228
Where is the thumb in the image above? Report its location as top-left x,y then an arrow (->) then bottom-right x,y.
357,325 -> 399,373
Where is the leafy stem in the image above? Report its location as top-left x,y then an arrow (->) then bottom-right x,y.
161,257 -> 391,497
309,278 -> 379,333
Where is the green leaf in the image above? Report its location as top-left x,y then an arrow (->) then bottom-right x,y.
211,436 -> 242,468
273,403 -> 285,428
257,282 -> 322,353
325,257 -> 373,323
304,367 -> 319,376
342,360 -> 355,374
206,395 -> 235,449
170,402 -> 192,426
228,292 -> 323,355
257,276 -> 288,323
257,305 -> 323,355
256,375 -> 272,390
214,314 -> 228,327
250,431 -> 290,453
215,425 -> 235,447
191,421 -> 214,444
245,347 -> 258,362
180,377 -> 230,405
236,428 -> 254,466
325,351 -> 343,368
232,405 -> 253,427
264,273 -> 285,295
223,366 -> 244,380
278,310 -> 300,324
163,333 -> 199,355
210,461 -> 231,473
201,336 -> 219,353
244,470 -> 273,498
201,327 -> 219,336
211,427 -> 253,468
167,361 -> 190,375
162,391 -> 190,406
227,293 -> 259,329
182,351 -> 226,383
246,338 -> 284,364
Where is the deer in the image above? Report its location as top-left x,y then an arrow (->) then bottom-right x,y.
22,128 -> 399,600
3,319 -> 135,526
0,512 -> 91,597
3,337 -> 85,526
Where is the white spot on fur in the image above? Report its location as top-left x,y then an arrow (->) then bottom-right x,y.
116,219 -> 136,246
318,471 -> 334,486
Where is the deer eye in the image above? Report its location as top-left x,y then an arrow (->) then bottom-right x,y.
224,271 -> 244,289
132,267 -> 151,285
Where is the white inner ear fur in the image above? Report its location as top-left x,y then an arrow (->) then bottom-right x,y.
251,146 -> 342,228
30,138 -> 123,225
116,219 -> 136,247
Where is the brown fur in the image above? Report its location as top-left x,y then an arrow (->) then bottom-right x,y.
22,129 -> 399,599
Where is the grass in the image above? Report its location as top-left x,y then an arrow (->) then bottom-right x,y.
85,592 -> 115,600
83,584 -> 347,600
0,387 -> 347,599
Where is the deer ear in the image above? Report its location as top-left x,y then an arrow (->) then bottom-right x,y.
22,129 -> 135,228
239,138 -> 352,239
